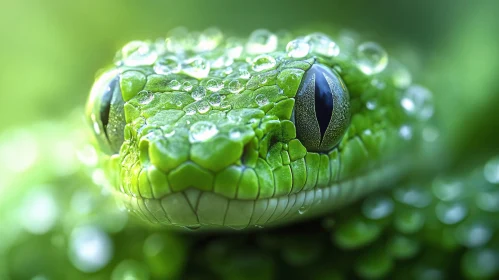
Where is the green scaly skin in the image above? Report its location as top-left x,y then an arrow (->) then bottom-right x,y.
86,30 -> 420,230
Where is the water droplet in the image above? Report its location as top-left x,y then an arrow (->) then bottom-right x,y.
225,37 -> 244,58
356,42 -> 388,75
246,29 -> 278,54
189,121 -> 218,143
184,225 -> 201,231
476,191 -> 499,212
154,37 -> 166,54
286,38 -> 310,58
143,233 -> 165,257
206,79 -> 224,92
461,249 -> 499,279
208,93 -> 221,106
191,86 -> 206,100
19,189 -> 58,234
118,41 -> 158,66
185,106 -> 196,115
168,79 -> 181,90
228,127 -> 242,139
145,128 -> 163,141
432,179 -> 464,201
153,56 -> 181,74
259,76 -> 268,85
456,223 -> 492,247
371,79 -> 386,89
399,125 -> 412,140
315,188 -> 323,205
228,79 -> 244,93
392,65 -> 412,89
366,100 -> 377,110
255,94 -> 269,106
192,27 -> 223,52
111,259 -> 149,280
305,33 -> 340,57
334,218 -> 382,248
77,145 -> 98,166
223,67 -> 233,75
252,54 -> 277,72
182,81 -> 193,92
484,156 -> 499,184
70,190 -> 94,215
211,54 -> 234,69
394,185 -> 432,208
401,85 -> 434,120
436,202 -> 468,224
422,126 -> 440,142
239,68 -> 251,79
165,27 -> 189,53
298,204 -> 310,214
220,101 -> 232,110
394,210 -> 425,234
137,90 -> 153,105
164,130 -> 175,137
69,226 -> 112,273
197,101 -> 211,114
362,195 -> 394,220
182,56 -> 210,79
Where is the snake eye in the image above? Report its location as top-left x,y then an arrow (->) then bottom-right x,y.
293,63 -> 350,152
87,71 -> 126,155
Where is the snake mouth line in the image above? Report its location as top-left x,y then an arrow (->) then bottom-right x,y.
117,160 -> 407,230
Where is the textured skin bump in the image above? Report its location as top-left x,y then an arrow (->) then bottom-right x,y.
86,29 -> 421,230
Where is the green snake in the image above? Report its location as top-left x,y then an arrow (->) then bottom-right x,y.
85,28 -> 426,230
2,28 -> 499,279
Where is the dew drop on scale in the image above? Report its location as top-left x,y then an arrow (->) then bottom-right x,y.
189,121 -> 218,143
401,85 -> 434,120
298,205 -> 310,214
154,56 -> 181,75
182,81 -> 193,92
197,101 -> 211,114
208,93 -> 221,106
252,54 -> 277,72
182,56 -> 210,79
228,80 -> 244,93
206,79 -> 224,92
191,86 -> 206,100
484,156 -> 499,184
246,29 -> 278,54
305,33 -> 340,57
286,38 -> 310,58
168,80 -> 181,90
137,90 -> 154,105
192,27 -> 223,53
255,94 -> 269,106
355,42 -> 388,75
118,41 -> 158,67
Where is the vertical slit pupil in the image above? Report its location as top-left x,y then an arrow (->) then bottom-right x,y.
314,67 -> 334,137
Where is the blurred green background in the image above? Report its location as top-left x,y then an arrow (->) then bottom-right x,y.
1,1 -> 499,279
1,0 -> 498,166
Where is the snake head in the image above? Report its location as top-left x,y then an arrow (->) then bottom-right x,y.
86,29 -> 430,230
